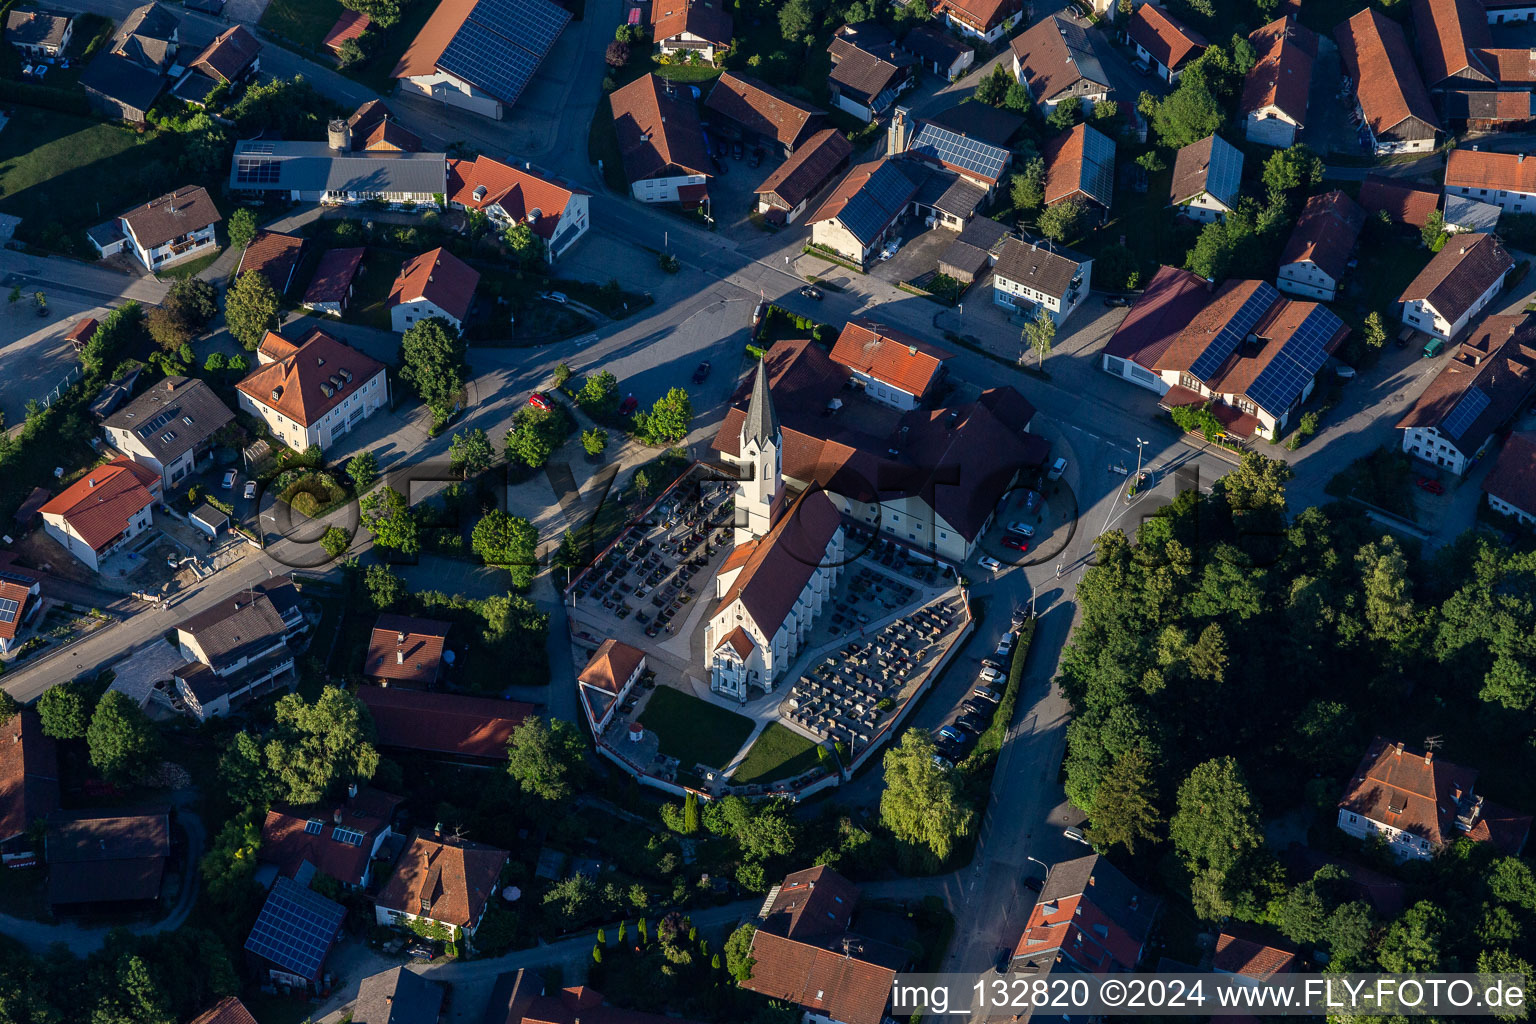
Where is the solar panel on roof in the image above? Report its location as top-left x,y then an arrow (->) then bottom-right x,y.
436,0 -> 571,107
837,162 -> 914,243
244,877 -> 346,980
236,155 -> 280,185
1079,127 -> 1116,206
911,123 -> 1009,183
1190,282 -> 1280,382
1245,305 -> 1345,415
1443,385 -> 1491,440
1204,137 -> 1243,206
0,598 -> 17,624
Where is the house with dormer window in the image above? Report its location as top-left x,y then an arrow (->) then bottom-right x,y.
374,829 -> 509,940
102,376 -> 234,489
235,328 -> 388,451
1011,853 -> 1158,976
261,784 -> 403,889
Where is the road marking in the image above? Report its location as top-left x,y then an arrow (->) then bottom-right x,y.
572,333 -> 599,347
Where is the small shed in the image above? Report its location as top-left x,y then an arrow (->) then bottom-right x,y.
1444,194 -> 1502,234
190,503 -> 228,540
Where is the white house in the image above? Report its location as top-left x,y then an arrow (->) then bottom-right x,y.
5,7 -> 72,57
1127,3 -> 1207,84
375,831 -> 509,940
1168,134 -> 1243,223
806,158 -> 920,268
38,457 -> 161,572
577,638 -> 647,733
228,135 -> 446,207
611,74 -> 711,205
651,0 -> 730,61
933,0 -> 1022,43
101,376 -> 234,489
827,319 -> 951,410
1444,148 -> 1536,215
388,247 -> 479,333
1277,190 -> 1365,302
1483,431 -> 1536,525
1336,9 -> 1440,156
1398,233 -> 1513,340
235,328 -> 389,452
261,785 -> 403,890
174,576 -> 305,720
92,186 -> 221,272
1242,16 -> 1316,147
1010,15 -> 1111,114
446,155 -> 590,262
0,555 -> 42,657
990,237 -> 1093,326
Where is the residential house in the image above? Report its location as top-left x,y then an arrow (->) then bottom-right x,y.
651,0 -> 730,61
610,74 -> 712,205
0,710 -> 58,863
704,73 -> 823,157
79,1 -> 177,120
392,0 -> 570,118
172,23 -> 260,105
754,128 -> 853,225
1358,174 -> 1440,227
1398,232 -> 1514,339
1445,193 -> 1503,233
261,784 -> 403,889
933,0 -> 1023,43
346,99 -> 424,152
806,158 -> 921,267
245,876 -> 346,992
1167,134 -> 1244,222
1242,15 -> 1317,146
445,155 -> 590,261
375,829 -> 509,939
737,866 -> 905,1024
0,554 -> 43,657
1043,123 -> 1115,220
1152,279 -> 1349,439
1213,929 -> 1299,980
1127,3 -> 1207,83
828,319 -> 952,409
354,968 -> 444,1024
826,25 -> 913,122
236,231 -> 306,296
91,185 -> 220,272
101,375 -> 234,489
1010,15 -> 1111,114
901,22 -> 974,79
173,575 -> 306,719
1337,736 -> 1532,858
577,637 -> 646,734
388,247 -> 479,333
712,339 -> 1047,565
1484,431 -> 1536,524
357,686 -> 535,761
228,137 -> 446,207
5,7 -> 71,58
1011,853 -> 1158,974
235,328 -> 389,450
46,805 -> 170,915
321,9 -> 370,58
485,971 -> 708,1024
188,997 -> 259,1024
1336,9 -> 1440,154
365,614 -> 451,687
301,247 -> 366,315
899,107 -> 1012,194
39,457 -> 161,572
1397,313 -> 1536,474
991,236 -> 1093,326
920,100 -> 1025,150
1277,190 -> 1366,301
1445,147 -> 1536,214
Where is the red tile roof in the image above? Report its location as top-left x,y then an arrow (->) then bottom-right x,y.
1043,122 -> 1113,208
754,128 -> 852,210
189,24 -> 260,83
1412,0 -> 1491,85
301,247 -> 365,307
64,317 -> 100,346
236,231 -> 304,294
704,73 -> 821,151
1446,147 -> 1536,193
934,0 -> 1020,32
1213,930 -> 1297,980
716,625 -> 754,658
578,638 -> 646,693
762,865 -> 858,940
828,319 -> 951,397
1014,854 -> 1156,972
376,830 -> 508,929
388,247 -> 480,322
1011,14 -> 1109,103
1126,4 -> 1207,73
119,186 -> 221,250
39,457 -> 159,551
611,74 -> 711,182
716,487 -> 843,638
1280,190 -> 1365,281
742,930 -> 895,1024
1357,175 -> 1440,227
1473,47 -> 1536,82
236,328 -> 386,429
1484,431 -> 1536,517
357,686 -> 533,760
391,0 -> 470,78
652,0 -> 731,45
188,997 -> 260,1024
0,710 -> 58,844
261,787 -> 403,887
365,614 -> 450,685
322,9 -> 370,53
445,156 -> 584,241
1103,265 -> 1212,368
0,580 -> 33,643
1241,16 -> 1316,123
1335,9 -> 1439,138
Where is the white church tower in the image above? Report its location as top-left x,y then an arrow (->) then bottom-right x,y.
735,360 -> 782,544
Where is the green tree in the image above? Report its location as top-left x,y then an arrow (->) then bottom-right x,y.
778,0 -> 814,40
203,352 -> 227,373
262,687 -> 379,805
365,563 -> 403,610
38,681 -> 90,739
229,353 -> 249,372
581,427 -> 608,456
0,689 -> 17,722
636,387 -> 693,445
544,873 -> 598,928
347,450 -> 379,491
224,271 -> 281,350
505,406 -> 564,469
974,63 -> 1012,106
683,791 -> 701,834
1022,309 -> 1056,368
1293,698 -> 1356,772
1003,78 -> 1031,112
1363,311 -> 1388,349
579,370 -> 619,413
471,509 -> 539,586
450,427 -> 496,477
200,816 -> 262,906
342,0 -> 401,27
320,525 -> 350,559
1324,901 -> 1376,970
553,362 -> 573,387
1036,200 -> 1087,243
507,715 -> 588,800
725,923 -> 757,981
87,690 -> 159,783
336,34 -> 367,67
360,485 -> 420,556
1478,949 -> 1534,1022
1169,756 -> 1264,919
1421,209 -> 1450,251
1010,158 -> 1045,212
879,730 -> 974,870
703,795 -> 798,860
552,530 -> 584,571
1151,80 -> 1222,150
1085,748 -> 1161,854
1261,143 -> 1323,204
1375,900 -> 1448,972
1046,96 -> 1082,131
504,222 -> 546,266
80,302 -> 144,376
227,207 -> 258,251
219,729 -> 278,808
1216,451 -> 1293,520
399,318 -> 468,425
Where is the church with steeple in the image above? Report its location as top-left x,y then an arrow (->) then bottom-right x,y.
705,362 -> 845,701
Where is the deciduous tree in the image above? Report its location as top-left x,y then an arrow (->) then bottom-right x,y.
399,318 -> 468,426
224,271 -> 280,350
636,388 -> 693,445
1085,748 -> 1161,853
507,715 -> 588,800
879,730 -> 974,870
360,485 -> 420,556
450,427 -> 496,477
262,687 -> 379,805
38,681 -> 90,739
227,207 -> 257,251
472,509 -> 538,586
87,690 -> 159,783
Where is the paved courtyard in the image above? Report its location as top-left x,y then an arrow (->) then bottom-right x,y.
0,297 -> 103,428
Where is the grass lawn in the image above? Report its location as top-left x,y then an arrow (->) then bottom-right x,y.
731,722 -> 822,784
156,248 -> 222,281
259,0 -> 345,52
345,246 -> 410,330
1076,163 -> 1193,287
589,94 -> 628,194
638,685 -> 754,769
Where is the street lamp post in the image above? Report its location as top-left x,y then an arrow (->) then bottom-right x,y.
1134,436 -> 1149,479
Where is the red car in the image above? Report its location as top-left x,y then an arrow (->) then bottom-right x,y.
528,392 -> 552,412
1416,476 -> 1445,495
1001,535 -> 1029,552
618,394 -> 639,416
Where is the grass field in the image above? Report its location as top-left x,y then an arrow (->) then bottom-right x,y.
259,0 -> 345,53
639,685 -> 754,769
731,722 -> 822,784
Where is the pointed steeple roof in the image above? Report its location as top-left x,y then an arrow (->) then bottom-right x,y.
742,358 -> 780,450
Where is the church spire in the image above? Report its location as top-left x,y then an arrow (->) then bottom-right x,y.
742,359 -> 779,451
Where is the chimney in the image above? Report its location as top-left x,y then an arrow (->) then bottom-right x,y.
348,781 -> 358,799
1425,751 -> 1433,765
1453,786 -> 1463,801
1395,741 -> 1404,756
88,478 -> 97,488
333,807 -> 342,824
397,649 -> 405,665
385,997 -> 393,1006
398,630 -> 407,642
434,821 -> 443,838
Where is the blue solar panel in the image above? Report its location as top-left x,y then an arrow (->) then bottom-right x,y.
838,161 -> 915,244
245,877 -> 346,980
436,0 -> 571,107
1443,385 -> 1491,440
1078,125 -> 1116,208
1246,305 -> 1345,415
910,123 -> 1009,183
1190,281 -> 1281,382
0,598 -> 17,624
1203,136 -> 1244,208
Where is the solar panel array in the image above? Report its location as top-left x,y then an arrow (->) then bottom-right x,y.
0,598 -> 18,625
839,161 -> 915,244
1246,305 -> 1345,415
910,123 -> 1008,182
437,0 -> 572,107
1079,126 -> 1116,207
1443,385 -> 1492,440
304,819 -> 323,836
244,877 -> 346,980
1204,136 -> 1244,207
332,826 -> 364,847
1190,282 -> 1281,382
236,156 -> 280,185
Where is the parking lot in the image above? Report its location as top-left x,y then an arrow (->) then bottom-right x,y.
700,130 -> 785,241
868,220 -> 961,287
0,296 -> 103,429
930,616 -> 1024,767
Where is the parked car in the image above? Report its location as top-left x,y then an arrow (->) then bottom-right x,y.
799,285 -> 823,300
749,147 -> 764,168
1131,58 -> 1151,75
692,361 -> 712,384
1047,457 -> 1068,481
752,301 -> 767,327
1103,295 -> 1131,308
1416,476 -> 1445,495
995,633 -> 1016,657
995,948 -> 1012,974
1423,338 -> 1445,358
243,481 -> 256,500
406,942 -> 437,961
938,725 -> 966,745
545,291 -> 569,304
1396,326 -> 1415,349
1001,534 -> 1029,553
732,140 -> 744,160
528,392 -> 553,412
979,665 -> 1002,682
879,238 -> 901,261
1023,875 -> 1044,892
932,754 -> 954,771
977,555 -> 1002,573
618,394 -> 639,416
961,699 -> 994,718
222,469 -> 237,490
32,64 -> 47,79
972,687 -> 1002,704
1006,521 -> 1036,537
1334,364 -> 1357,380
1063,826 -> 1090,845
714,139 -> 728,159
